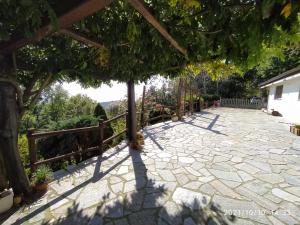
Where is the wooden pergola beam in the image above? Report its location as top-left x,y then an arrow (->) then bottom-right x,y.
0,0 -> 113,55
127,0 -> 188,57
60,29 -> 104,48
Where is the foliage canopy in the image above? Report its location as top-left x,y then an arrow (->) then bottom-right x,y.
1,0 -> 299,84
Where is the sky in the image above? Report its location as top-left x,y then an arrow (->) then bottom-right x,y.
62,76 -> 167,103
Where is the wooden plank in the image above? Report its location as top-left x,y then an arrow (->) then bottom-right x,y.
34,146 -> 99,166
32,126 -> 99,138
104,112 -> 127,125
0,0 -> 113,54
60,29 -> 104,48
103,129 -> 127,144
127,0 -> 187,57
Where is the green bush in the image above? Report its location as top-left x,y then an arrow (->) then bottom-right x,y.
110,119 -> 126,145
148,108 -> 171,125
18,135 -> 31,175
202,94 -> 220,102
94,103 -> 108,120
31,165 -> 53,185
202,94 -> 220,107
18,135 -> 29,166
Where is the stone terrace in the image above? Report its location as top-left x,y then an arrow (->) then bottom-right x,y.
3,108 -> 300,225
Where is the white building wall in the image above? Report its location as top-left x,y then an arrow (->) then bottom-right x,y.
267,75 -> 300,124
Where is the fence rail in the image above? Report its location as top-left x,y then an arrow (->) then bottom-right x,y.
27,112 -> 128,171
220,98 -> 262,109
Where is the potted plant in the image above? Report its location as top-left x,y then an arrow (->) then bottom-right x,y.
171,113 -> 178,122
290,125 -> 300,136
129,132 -> 144,151
0,189 -> 14,213
32,165 -> 53,192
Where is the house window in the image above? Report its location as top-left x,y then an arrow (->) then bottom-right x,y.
274,85 -> 283,99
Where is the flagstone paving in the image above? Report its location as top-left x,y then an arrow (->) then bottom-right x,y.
3,108 -> 300,225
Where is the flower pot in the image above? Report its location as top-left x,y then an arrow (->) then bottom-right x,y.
129,142 -> 142,151
290,126 -> 300,136
0,189 -> 14,214
171,116 -> 178,122
34,183 -> 48,192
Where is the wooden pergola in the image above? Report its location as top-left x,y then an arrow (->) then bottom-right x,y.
0,0 -> 187,143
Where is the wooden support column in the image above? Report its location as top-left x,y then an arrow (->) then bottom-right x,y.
184,78 -> 187,114
98,119 -> 104,154
127,80 -> 137,142
177,78 -> 185,120
140,86 -> 146,129
189,77 -> 193,115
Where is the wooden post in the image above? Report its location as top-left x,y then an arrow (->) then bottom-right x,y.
184,78 -> 187,115
140,85 -> 146,129
99,119 -> 104,154
189,77 -> 193,115
177,78 -> 185,120
127,80 -> 137,142
27,128 -> 37,172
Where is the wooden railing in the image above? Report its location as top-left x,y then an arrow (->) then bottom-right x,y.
27,103 -> 193,171
139,104 -> 178,128
220,98 -> 263,109
27,112 -> 128,171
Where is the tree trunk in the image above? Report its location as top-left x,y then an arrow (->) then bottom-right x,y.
0,151 -> 8,192
0,81 -> 32,195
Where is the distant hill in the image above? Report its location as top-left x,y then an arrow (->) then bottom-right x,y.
100,100 -> 120,109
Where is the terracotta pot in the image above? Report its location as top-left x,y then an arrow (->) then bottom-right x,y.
34,183 -> 48,192
0,189 -> 14,213
129,142 -> 142,150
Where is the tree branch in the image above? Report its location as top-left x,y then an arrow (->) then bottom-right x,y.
23,73 -> 53,113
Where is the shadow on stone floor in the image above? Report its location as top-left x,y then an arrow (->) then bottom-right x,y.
36,149 -> 235,225
183,114 -> 227,136
8,153 -> 130,225
143,130 -> 165,151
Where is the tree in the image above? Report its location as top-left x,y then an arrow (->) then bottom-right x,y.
0,0 -> 299,195
94,103 -> 108,120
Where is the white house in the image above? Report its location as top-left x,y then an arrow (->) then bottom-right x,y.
260,68 -> 300,124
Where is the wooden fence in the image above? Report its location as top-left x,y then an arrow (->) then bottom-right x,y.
27,103 -> 189,171
27,112 -> 128,171
220,98 -> 263,109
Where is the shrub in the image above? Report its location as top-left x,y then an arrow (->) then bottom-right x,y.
31,165 -> 53,185
148,108 -> 171,125
18,135 -> 29,166
18,135 -> 31,175
110,119 -> 126,145
94,103 -> 108,120
202,94 -> 220,107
